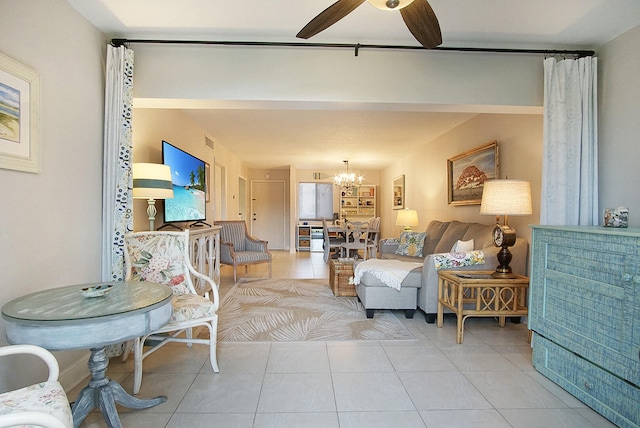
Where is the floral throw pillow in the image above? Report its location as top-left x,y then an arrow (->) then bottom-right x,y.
433,250 -> 485,270
395,231 -> 427,257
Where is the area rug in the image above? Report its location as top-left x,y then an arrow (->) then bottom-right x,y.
216,278 -> 414,342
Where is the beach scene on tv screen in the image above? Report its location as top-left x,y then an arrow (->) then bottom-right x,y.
164,145 -> 206,222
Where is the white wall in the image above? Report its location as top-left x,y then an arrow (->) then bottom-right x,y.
0,0 -> 107,390
380,114 -> 543,248
598,25 -> 640,226
132,44 -> 543,110
130,43 -> 545,251
133,108 -> 248,230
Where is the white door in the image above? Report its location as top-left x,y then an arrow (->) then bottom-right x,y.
251,180 -> 285,249
214,163 -> 225,220
238,176 -> 247,220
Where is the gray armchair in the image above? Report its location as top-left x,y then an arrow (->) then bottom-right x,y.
215,220 -> 272,282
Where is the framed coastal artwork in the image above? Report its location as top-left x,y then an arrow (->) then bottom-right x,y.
393,175 -> 405,209
447,141 -> 499,206
0,51 -> 40,173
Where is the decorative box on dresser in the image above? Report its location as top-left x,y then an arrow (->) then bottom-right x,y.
529,225 -> 640,428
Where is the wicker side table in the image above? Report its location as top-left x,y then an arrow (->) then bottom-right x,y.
437,270 -> 529,344
329,259 -> 356,297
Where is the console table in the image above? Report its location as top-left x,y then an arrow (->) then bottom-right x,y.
437,270 -> 529,343
188,225 -> 221,298
2,281 -> 173,428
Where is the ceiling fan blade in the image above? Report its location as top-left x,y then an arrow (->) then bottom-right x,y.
297,0 -> 366,39
400,0 -> 442,48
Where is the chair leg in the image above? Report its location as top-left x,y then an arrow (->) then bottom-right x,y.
208,319 -> 220,373
121,339 -> 133,362
186,327 -> 193,348
133,336 -> 144,395
268,261 -> 272,279
233,266 -> 237,283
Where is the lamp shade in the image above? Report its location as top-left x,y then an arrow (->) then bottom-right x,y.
480,180 -> 532,216
396,209 -> 419,228
367,0 -> 414,10
132,163 -> 174,200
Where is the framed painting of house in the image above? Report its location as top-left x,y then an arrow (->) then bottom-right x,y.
393,175 -> 405,209
447,141 -> 498,206
0,52 -> 40,173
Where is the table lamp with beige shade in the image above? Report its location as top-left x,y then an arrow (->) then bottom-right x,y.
480,179 -> 532,278
396,208 -> 419,231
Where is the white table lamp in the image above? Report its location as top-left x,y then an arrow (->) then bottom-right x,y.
133,163 -> 174,231
396,208 -> 419,231
480,179 -> 532,277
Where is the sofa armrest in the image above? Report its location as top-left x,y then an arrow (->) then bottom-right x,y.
379,238 -> 400,255
418,237 -> 530,316
418,253 -> 491,315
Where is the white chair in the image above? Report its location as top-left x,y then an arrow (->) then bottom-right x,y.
0,345 -> 73,428
321,217 -> 345,263
340,222 -> 370,260
123,230 -> 220,395
365,216 -> 381,259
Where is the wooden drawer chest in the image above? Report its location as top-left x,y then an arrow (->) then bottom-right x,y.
529,225 -> 640,428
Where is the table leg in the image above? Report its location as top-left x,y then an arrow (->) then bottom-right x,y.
71,347 -> 167,428
456,283 -> 464,344
437,277 -> 444,327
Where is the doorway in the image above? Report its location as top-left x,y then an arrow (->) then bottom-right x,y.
214,163 -> 226,220
251,180 -> 285,250
238,176 -> 247,220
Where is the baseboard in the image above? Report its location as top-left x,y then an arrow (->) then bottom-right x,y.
59,350 -> 90,392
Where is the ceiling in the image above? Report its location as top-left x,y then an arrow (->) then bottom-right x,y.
67,0 -> 640,170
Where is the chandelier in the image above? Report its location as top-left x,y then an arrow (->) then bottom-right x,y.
334,160 -> 363,194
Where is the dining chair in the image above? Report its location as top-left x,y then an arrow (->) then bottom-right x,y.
365,216 -> 381,259
0,344 -> 73,428
321,217 -> 345,263
214,220 -> 272,283
340,222 -> 370,260
123,229 -> 220,395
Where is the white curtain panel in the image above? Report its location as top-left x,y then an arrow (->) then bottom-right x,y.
541,56 -> 599,225
101,45 -> 134,281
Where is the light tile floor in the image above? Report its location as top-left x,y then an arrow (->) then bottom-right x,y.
73,251 -> 617,427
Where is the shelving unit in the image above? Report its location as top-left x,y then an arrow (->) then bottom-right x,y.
340,185 -> 376,221
297,225 -> 311,252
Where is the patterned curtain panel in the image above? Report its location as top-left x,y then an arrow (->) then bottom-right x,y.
541,56 -> 599,225
102,45 -> 134,282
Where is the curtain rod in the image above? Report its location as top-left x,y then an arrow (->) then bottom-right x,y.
110,38 -> 595,58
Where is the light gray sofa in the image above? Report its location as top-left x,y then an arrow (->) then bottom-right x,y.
379,220 -> 529,323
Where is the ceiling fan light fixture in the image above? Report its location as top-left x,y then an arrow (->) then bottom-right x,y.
367,0 -> 414,10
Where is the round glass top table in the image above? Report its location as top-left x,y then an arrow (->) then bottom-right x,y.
2,281 -> 173,428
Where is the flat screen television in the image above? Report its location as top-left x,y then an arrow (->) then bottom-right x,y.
162,140 -> 207,224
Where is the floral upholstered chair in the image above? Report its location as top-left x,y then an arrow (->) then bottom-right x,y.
123,230 -> 220,395
0,345 -> 73,428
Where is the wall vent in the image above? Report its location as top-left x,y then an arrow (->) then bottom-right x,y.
205,136 -> 214,150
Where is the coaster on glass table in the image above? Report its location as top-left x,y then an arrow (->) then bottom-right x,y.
80,283 -> 114,298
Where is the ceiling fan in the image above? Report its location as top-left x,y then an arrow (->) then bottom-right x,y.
296,0 -> 442,49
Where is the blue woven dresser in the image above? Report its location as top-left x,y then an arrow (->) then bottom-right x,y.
529,225 -> 640,428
